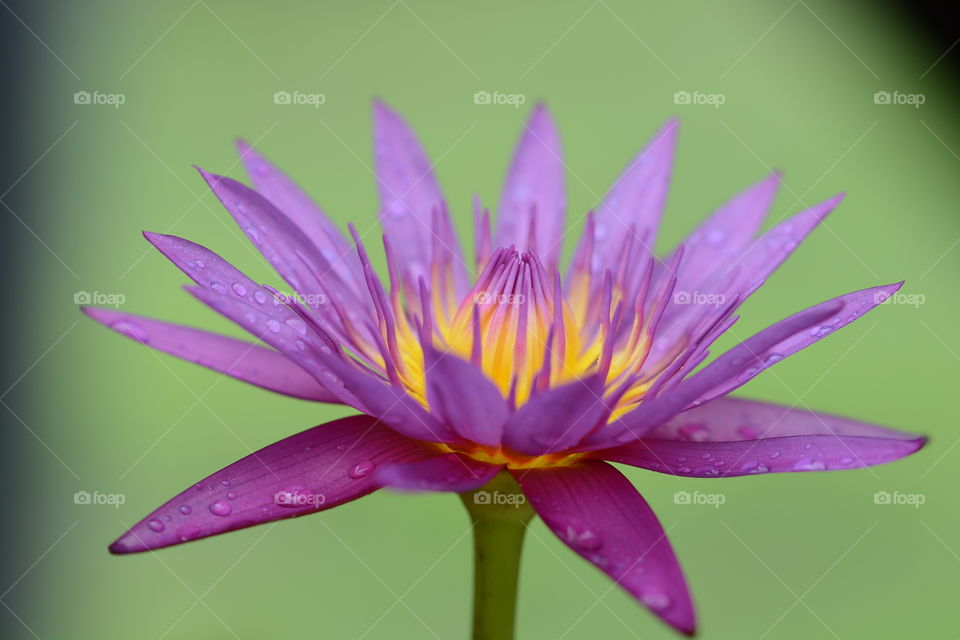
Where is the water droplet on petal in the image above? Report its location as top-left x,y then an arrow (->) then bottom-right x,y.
226,491 -> 237,500
640,588 -> 671,610
254,290 -> 268,304
349,460 -> 376,479
110,321 -> 149,343
266,319 -> 282,333
793,457 -> 826,471
209,500 -> 232,516
177,525 -> 201,541
231,282 -> 247,296
147,518 -> 165,532
557,517 -> 603,552
211,282 -> 228,295
178,504 -> 192,515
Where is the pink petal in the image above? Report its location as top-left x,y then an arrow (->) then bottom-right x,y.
595,397 -> 925,477
513,462 -> 696,635
109,415 -> 435,554
375,453 -> 502,492
82,307 -> 337,402
494,103 -> 566,270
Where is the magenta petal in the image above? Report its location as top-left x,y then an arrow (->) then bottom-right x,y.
596,397 -> 925,477
514,462 -> 696,635
82,307 -> 337,402
502,375 -> 608,456
236,140 -> 363,291
494,103 -> 565,270
109,415 -> 434,554
423,348 -> 506,447
588,119 -> 677,277
375,453 -> 502,493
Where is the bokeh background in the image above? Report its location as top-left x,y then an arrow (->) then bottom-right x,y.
2,0 -> 958,638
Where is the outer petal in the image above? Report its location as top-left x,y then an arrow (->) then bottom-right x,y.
372,100 -> 450,287
375,453 -> 502,493
594,397 -> 925,477
588,119 -> 677,277
514,462 -> 695,635
591,282 -> 901,448
424,348 -> 507,447
502,375 -> 608,456
671,172 -> 780,291
82,307 -> 337,402
109,415 -> 436,554
236,140 -> 363,291
197,168 -> 370,335
494,103 -> 565,270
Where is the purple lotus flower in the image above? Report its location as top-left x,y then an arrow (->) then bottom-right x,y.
85,101 -> 925,637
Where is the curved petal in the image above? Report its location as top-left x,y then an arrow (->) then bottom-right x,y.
197,168 -> 371,336
502,375 -> 608,456
594,397 -> 925,477
423,348 -> 507,447
109,415 -> 436,554
587,119 -> 677,278
590,281 -> 902,448
375,453 -> 502,493
82,307 -> 338,402
236,140 -> 364,292
494,103 -> 565,270
513,462 -> 695,636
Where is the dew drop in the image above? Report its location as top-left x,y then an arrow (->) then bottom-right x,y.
285,317 -> 308,335
226,491 -> 237,500
211,282 -> 228,295
266,319 -> 282,333
179,504 -> 192,515
793,458 -> 826,471
349,460 -> 376,479
231,282 -> 248,296
110,321 -> 149,343
640,588 -> 671,610
557,517 -> 603,552
147,518 -> 165,532
254,290 -> 268,304
209,500 -> 232,516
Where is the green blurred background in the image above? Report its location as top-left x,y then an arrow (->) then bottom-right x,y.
3,0 -> 959,637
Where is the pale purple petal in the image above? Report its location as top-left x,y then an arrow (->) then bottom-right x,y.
236,140 -> 364,291
588,119 -> 677,278
514,462 -> 696,636
375,453 -> 502,493
109,415 -> 434,554
503,375 -> 608,455
494,103 -> 565,270
198,168 -> 371,337
372,100 -> 450,287
82,307 -> 338,402
423,348 -> 507,447
586,292 -> 844,448
595,397 -> 925,477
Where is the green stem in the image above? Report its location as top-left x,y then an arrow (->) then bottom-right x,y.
459,471 -> 535,640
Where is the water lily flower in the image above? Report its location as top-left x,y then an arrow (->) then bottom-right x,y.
85,101 -> 925,637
